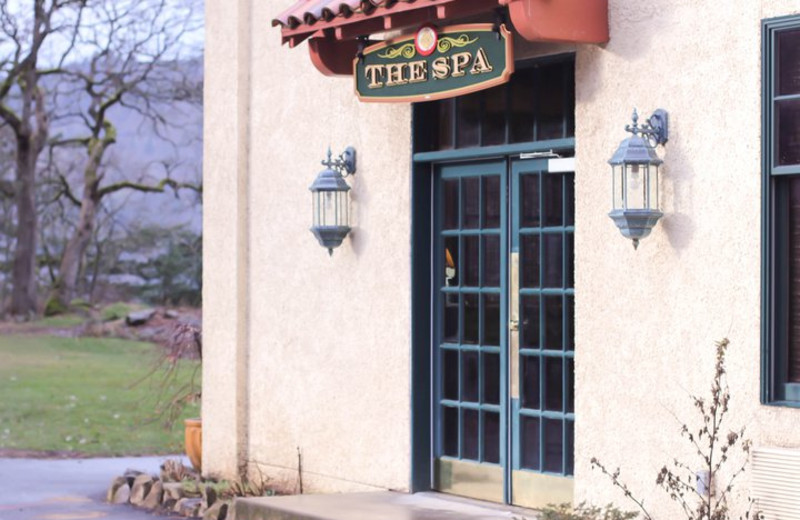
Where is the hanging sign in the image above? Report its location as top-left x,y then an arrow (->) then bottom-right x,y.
354,23 -> 514,103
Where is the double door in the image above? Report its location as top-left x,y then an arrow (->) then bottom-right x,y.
433,157 -> 575,508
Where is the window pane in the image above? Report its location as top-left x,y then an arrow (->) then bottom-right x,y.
483,235 -> 501,287
542,174 -> 564,226
543,418 -> 564,473
483,352 -> 500,404
463,235 -> 479,287
462,409 -> 480,460
544,295 -> 564,350
438,99 -> 455,149
483,294 -> 500,346
463,294 -> 479,344
544,357 -> 564,412
482,86 -> 507,146
536,63 -> 566,140
442,406 -> 458,456
788,178 -> 800,382
510,69 -> 535,143
443,294 -> 459,343
520,174 -> 540,227
444,236 -> 459,287
463,177 -> 480,228
542,233 -> 564,288
565,419 -> 574,475
521,416 -> 540,470
461,351 -> 479,402
442,349 -> 459,400
443,180 -> 459,230
777,99 -> 800,166
456,92 -> 481,148
521,355 -> 540,409
778,28 -> 800,96
521,295 -> 540,349
483,412 -> 500,463
483,176 -> 501,228
521,234 -> 540,288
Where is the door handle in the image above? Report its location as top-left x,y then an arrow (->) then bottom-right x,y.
509,319 -> 519,332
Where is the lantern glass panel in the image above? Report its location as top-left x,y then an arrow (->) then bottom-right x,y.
612,165 -> 625,210
338,190 -> 350,227
620,164 -> 659,211
624,163 -> 647,210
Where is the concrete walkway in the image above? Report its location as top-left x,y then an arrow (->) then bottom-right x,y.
236,491 -> 539,520
0,455 -> 187,520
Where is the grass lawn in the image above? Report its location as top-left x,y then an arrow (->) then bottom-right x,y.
0,334 -> 200,455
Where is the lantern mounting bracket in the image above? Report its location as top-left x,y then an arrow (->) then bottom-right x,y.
625,108 -> 669,147
322,146 -> 357,177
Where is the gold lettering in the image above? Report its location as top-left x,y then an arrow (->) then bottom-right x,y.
408,60 -> 427,84
385,63 -> 408,87
365,65 -> 385,89
432,57 -> 451,80
451,52 -> 471,78
470,48 -> 493,75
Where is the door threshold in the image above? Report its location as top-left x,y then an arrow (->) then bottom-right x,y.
235,490 -> 541,520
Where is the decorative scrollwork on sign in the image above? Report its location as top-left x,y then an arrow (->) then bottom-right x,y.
377,43 -> 416,59
437,35 -> 478,53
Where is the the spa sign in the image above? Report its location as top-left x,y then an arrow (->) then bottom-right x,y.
354,24 -> 514,103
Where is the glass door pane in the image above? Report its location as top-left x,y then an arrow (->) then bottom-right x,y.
434,160 -> 507,503
510,159 -> 575,509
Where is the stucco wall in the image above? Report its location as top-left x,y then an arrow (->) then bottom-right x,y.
204,0 -> 800,510
204,0 -> 414,494
574,0 -> 800,516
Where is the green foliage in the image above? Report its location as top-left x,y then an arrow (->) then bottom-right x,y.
101,301 -> 138,322
0,334 -> 200,455
136,230 -> 202,306
43,295 -> 69,317
540,503 -> 639,520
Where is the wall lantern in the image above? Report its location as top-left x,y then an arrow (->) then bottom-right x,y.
608,108 -> 669,249
309,146 -> 357,255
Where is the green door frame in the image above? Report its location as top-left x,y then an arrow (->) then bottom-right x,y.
409,138 -> 575,495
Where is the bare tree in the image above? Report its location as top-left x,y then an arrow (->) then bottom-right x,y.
43,0 -> 202,311
0,0 -> 86,316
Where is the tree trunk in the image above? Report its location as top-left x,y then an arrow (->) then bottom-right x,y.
49,186 -> 98,310
9,139 -> 39,316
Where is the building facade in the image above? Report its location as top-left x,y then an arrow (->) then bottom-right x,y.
203,0 -> 800,516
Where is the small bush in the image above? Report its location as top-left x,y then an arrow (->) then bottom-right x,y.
101,302 -> 137,322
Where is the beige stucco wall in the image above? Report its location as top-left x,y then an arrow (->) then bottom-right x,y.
574,0 -> 800,516
204,0 -> 414,494
204,0 -> 800,512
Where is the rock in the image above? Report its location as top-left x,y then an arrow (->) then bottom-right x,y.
126,309 -> 156,326
163,482 -> 186,501
142,480 -> 163,510
111,484 -> 131,504
201,485 -> 217,508
165,309 -> 180,319
123,469 -> 143,487
130,474 -> 154,506
175,497 -> 202,517
106,476 -> 128,503
203,501 -> 228,520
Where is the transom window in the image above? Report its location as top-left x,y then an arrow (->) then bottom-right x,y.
763,15 -> 800,405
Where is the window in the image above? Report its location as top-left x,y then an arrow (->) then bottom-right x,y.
763,16 -> 800,405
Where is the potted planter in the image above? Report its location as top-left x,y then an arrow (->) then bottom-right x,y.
184,418 -> 202,472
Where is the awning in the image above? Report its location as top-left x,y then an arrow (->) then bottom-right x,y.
272,0 -> 608,76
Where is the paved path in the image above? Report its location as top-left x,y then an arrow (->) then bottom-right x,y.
0,456 -> 187,520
